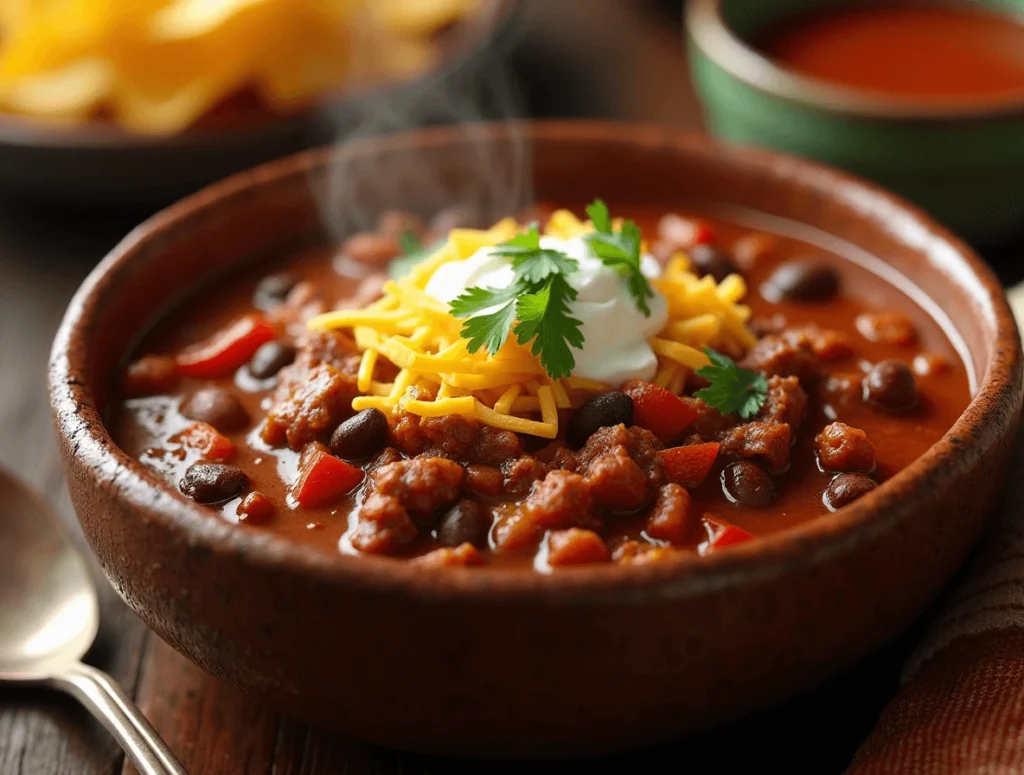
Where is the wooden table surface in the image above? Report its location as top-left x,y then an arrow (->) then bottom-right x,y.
3,4 -> 1024,773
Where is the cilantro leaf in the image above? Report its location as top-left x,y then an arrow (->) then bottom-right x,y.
510,249 -> 578,284
491,224 -> 542,255
491,225 -> 578,284
694,348 -> 769,420
449,284 -> 519,319
458,299 -> 518,356
584,211 -> 655,316
586,199 -> 613,234
398,230 -> 422,255
389,230 -> 442,280
513,275 -> 583,380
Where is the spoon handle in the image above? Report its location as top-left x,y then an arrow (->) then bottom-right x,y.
49,662 -> 188,775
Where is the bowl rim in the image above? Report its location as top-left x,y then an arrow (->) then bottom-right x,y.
49,120 -> 1023,600
685,0 -> 1024,121
0,0 -> 519,151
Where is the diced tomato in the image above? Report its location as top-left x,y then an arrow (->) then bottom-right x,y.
623,379 -> 699,442
236,491 -> 275,525
700,515 -> 755,555
177,422 -> 236,462
659,442 -> 719,486
690,221 -> 717,246
176,314 -> 276,379
292,449 -> 364,508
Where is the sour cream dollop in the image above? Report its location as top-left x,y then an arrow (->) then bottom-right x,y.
424,236 -> 669,385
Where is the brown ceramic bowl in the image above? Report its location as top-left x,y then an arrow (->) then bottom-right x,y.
49,122 -> 1023,757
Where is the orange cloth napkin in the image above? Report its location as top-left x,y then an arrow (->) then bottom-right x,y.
849,428 -> 1024,773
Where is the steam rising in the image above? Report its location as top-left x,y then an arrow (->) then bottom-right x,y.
312,3 -> 530,266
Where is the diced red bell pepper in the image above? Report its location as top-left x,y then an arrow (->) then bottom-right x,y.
177,422 -> 236,462
623,379 -> 699,443
700,515 -> 755,555
690,221 -> 717,246
659,442 -> 719,487
176,314 -> 276,379
292,449 -> 364,508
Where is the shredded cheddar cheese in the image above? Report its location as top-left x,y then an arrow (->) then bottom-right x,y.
308,211 -> 756,438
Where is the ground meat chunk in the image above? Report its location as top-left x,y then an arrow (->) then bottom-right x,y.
261,363 -> 356,450
786,327 -> 854,362
261,329 -> 363,450
741,333 -> 820,384
680,396 -> 733,438
750,316 -> 784,339
856,312 -> 917,347
545,529 -> 610,566
758,375 -> 808,429
502,455 -> 550,494
717,421 -> 793,473
390,414 -> 523,465
123,354 -> 179,397
491,508 -> 543,553
351,493 -> 418,554
413,543 -> 484,567
419,414 -> 480,456
470,426 -> 523,466
366,447 -> 403,476
582,452 -> 651,512
815,422 -> 876,473
645,484 -> 693,544
371,457 -> 465,525
288,330 -> 362,381
521,470 -> 594,531
822,373 -> 864,407
465,464 -> 504,496
390,412 -> 431,456
574,424 -> 664,488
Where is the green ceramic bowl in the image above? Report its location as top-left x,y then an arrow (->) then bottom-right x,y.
686,0 -> 1024,244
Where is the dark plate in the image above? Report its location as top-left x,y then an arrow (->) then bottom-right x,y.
0,1 -> 520,205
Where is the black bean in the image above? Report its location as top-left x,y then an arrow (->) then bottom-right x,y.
331,408 -> 389,461
824,473 -> 877,512
248,341 -> 296,380
567,391 -> 634,448
761,260 -> 840,303
180,463 -> 248,504
863,360 -> 919,413
253,273 -> 297,310
689,244 -> 739,283
721,461 -> 775,507
180,387 -> 249,432
436,499 -> 491,549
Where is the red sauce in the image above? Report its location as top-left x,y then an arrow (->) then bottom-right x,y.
757,2 -> 1024,102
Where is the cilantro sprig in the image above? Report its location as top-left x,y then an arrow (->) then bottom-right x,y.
389,230 -> 442,281
694,348 -> 768,420
583,199 -> 655,316
449,225 -> 584,379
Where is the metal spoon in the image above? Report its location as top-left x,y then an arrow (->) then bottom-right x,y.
0,467 -> 187,775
